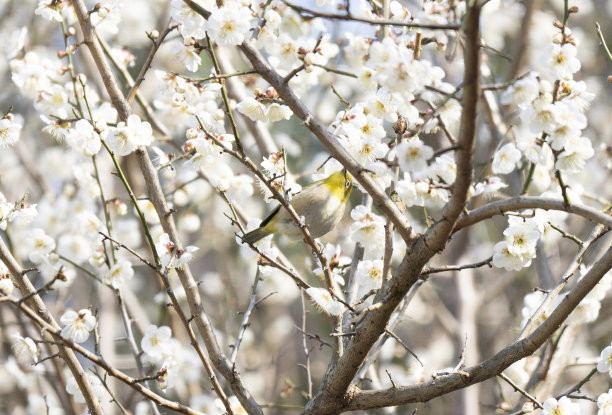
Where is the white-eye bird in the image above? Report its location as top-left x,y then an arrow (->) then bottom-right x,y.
242,169 -> 353,244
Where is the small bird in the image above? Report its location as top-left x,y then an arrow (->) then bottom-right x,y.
242,169 -> 353,244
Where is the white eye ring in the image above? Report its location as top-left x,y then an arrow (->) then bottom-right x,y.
345,180 -> 350,188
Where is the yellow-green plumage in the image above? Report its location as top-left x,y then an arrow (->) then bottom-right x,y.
242,170 -> 353,244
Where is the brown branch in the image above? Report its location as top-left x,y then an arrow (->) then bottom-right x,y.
282,0 -> 462,30
423,0 -> 482,254
498,372 -> 542,409
422,256 -> 493,275
455,196 -> 612,231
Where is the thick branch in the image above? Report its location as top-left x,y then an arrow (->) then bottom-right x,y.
297,3 -> 485,413
455,196 -> 612,231
423,1 -> 482,253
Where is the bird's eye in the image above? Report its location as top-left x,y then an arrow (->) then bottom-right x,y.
345,180 -> 350,189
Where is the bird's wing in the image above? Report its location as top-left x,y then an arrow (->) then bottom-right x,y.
259,204 -> 282,228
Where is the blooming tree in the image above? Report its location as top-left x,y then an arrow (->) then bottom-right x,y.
0,0 -> 612,414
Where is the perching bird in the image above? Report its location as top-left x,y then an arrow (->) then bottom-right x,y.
242,169 -> 353,244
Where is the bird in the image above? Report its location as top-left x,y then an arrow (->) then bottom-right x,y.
241,169 -> 353,244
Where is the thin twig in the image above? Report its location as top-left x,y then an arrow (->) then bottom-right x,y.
422,257 -> 493,275
498,372 -> 543,409
384,329 -> 423,367
126,22 -> 178,105
282,0 -> 462,30
230,269 -> 263,364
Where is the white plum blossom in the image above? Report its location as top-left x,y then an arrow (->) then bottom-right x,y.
597,389 -> 612,415
60,309 -> 97,343
8,203 -> 38,226
473,176 -> 508,197
174,40 -> 202,72
521,291 -> 550,327
355,259 -> 384,294
157,358 -> 180,390
438,98 -> 462,128
155,233 -> 175,267
397,138 -> 434,172
173,245 -> 199,269
35,0 -> 65,22
492,143 -> 521,175
541,43 -> 581,80
190,394 -> 221,414
0,273 -> 14,296
541,396 -> 580,415
206,4 -> 252,47
66,371 -> 106,404
35,84 -> 73,119
349,205 -> 386,252
90,0 -> 123,36
57,233 -> 92,264
23,228 -> 56,263
236,97 -> 268,122
428,154 -> 457,184
566,294 -> 601,325
523,99 -> 559,135
501,74 -> 539,108
597,342 -> 612,377
102,261 -> 134,287
171,0 -> 208,39
0,115 -> 22,148
11,334 -> 39,363
503,222 -> 540,257
555,136 -> 594,172
492,240 -> 532,271
306,287 -> 344,316
141,325 -> 173,363
267,103 -> 292,122
66,119 -> 102,156
316,244 -> 351,286
105,114 -> 153,156
395,174 -> 423,207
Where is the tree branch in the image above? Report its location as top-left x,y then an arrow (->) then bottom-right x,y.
455,196 -> 612,231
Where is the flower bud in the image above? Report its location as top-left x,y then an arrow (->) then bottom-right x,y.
393,115 -> 407,135
186,127 -> 199,140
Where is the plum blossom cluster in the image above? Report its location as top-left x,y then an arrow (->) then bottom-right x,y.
520,268 -> 612,331
492,215 -> 541,271
236,88 -> 292,124
140,325 -> 201,390
496,23 -> 594,193
170,0 -> 253,72
151,71 -> 256,201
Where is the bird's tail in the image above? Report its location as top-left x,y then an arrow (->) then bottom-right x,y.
241,227 -> 270,245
